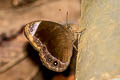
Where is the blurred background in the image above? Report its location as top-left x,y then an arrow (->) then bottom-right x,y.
0,0 -> 80,80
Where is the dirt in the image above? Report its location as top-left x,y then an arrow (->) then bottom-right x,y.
0,0 -> 80,80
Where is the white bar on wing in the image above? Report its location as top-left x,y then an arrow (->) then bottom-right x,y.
30,21 -> 41,36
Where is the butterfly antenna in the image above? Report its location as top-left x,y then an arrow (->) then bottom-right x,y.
66,11 -> 72,30
66,11 -> 68,27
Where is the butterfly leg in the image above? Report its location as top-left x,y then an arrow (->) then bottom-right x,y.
76,28 -> 86,41
73,44 -> 78,52
73,28 -> 86,52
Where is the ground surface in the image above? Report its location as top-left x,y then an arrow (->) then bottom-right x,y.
0,0 -> 80,80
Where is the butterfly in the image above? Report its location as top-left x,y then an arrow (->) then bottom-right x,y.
24,20 -> 76,72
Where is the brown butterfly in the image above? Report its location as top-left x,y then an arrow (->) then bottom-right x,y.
24,20 -> 76,72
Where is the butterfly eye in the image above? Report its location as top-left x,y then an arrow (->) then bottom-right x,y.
53,61 -> 58,66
